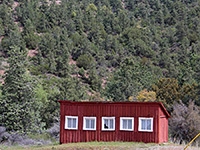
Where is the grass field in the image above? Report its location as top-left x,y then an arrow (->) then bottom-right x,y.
1,141 -> 198,150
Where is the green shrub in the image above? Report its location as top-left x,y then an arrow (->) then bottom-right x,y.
76,54 -> 94,69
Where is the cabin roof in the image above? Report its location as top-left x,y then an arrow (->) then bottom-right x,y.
58,100 -> 171,118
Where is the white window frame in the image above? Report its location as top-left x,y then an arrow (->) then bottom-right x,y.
102,117 -> 115,131
83,117 -> 96,131
65,116 -> 78,130
120,117 -> 134,131
138,117 -> 153,132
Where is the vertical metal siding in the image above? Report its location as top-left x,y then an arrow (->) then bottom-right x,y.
60,102 -> 168,144
159,107 -> 169,143
59,103 -> 64,144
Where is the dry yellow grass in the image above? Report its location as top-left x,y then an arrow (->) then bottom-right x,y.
0,142 -> 200,150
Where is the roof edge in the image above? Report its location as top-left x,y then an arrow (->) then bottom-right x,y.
57,100 -> 171,118
158,102 -> 171,118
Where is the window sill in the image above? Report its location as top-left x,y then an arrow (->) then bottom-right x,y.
83,128 -> 96,131
120,129 -> 134,131
138,130 -> 153,132
65,128 -> 78,130
101,129 -> 115,131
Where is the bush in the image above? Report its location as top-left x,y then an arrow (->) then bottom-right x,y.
46,122 -> 60,140
24,33 -> 40,49
0,126 -> 10,143
136,89 -> 156,102
169,101 -> 200,144
0,126 -> 52,146
76,54 -> 94,69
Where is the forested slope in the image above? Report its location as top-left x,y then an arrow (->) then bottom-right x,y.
0,0 -> 200,143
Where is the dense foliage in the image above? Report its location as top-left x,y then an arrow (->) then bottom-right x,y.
0,0 -> 200,143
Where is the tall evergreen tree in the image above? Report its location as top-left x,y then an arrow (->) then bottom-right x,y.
0,46 -> 34,132
105,58 -> 158,101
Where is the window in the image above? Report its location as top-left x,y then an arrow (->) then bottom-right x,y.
102,117 -> 115,131
120,117 -> 134,131
83,117 -> 96,130
65,116 -> 78,130
138,117 -> 153,132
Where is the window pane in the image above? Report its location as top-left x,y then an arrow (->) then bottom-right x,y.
68,118 -> 72,128
123,120 -> 127,129
86,119 -> 90,128
104,119 -> 109,129
147,120 -> 151,130
110,119 -> 113,129
72,118 -> 76,128
141,120 -> 146,130
128,120 -> 132,129
91,119 -> 95,129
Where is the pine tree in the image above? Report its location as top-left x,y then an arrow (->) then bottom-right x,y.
105,58 -> 158,101
22,19 -> 40,49
88,67 -> 102,91
0,46 -> 34,132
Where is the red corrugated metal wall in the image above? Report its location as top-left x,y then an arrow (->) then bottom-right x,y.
59,101 -> 169,144
159,107 -> 169,143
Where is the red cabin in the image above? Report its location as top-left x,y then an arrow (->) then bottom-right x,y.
58,101 -> 170,144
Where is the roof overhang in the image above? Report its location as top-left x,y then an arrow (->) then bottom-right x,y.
58,100 -> 171,118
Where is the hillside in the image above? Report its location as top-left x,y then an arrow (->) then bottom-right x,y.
0,0 -> 200,145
